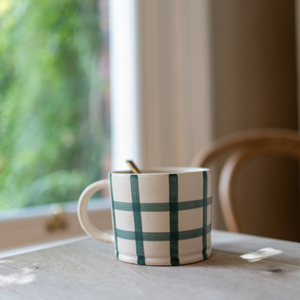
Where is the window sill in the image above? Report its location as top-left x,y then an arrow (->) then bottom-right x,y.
0,198 -> 112,252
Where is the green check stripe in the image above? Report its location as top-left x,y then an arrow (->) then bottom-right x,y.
109,173 -> 119,259
130,175 -> 145,265
113,197 -> 212,212
202,171 -> 208,259
115,224 -> 211,241
169,174 -> 179,265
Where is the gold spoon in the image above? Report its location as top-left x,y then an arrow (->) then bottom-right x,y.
126,160 -> 141,174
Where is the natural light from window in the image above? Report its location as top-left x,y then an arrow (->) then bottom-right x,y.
0,0 -> 111,211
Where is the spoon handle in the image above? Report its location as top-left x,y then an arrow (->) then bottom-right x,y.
126,160 -> 141,174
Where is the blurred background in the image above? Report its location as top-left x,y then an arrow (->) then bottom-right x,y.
0,0 -> 300,251
114,0 -> 300,242
0,0 -> 111,210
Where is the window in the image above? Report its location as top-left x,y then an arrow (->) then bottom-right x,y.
0,0 -> 213,253
0,0 -> 111,209
0,0 -> 111,251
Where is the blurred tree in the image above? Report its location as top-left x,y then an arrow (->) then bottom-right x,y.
0,0 -> 108,209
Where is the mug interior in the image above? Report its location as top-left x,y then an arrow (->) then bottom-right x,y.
111,167 -> 209,175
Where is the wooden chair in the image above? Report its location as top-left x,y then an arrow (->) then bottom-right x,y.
190,128 -> 300,233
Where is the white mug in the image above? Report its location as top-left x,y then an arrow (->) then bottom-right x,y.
77,167 -> 212,266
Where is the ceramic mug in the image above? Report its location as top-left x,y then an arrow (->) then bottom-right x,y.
77,167 -> 212,266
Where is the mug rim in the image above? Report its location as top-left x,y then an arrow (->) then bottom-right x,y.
110,167 -> 210,176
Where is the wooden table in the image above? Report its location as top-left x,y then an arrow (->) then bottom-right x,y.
1,230 -> 300,299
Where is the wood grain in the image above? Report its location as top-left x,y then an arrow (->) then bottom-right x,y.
0,230 -> 299,299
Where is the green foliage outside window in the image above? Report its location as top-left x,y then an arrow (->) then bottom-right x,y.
0,0 -> 108,209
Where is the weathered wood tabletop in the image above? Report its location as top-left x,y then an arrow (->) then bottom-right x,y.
1,230 -> 300,300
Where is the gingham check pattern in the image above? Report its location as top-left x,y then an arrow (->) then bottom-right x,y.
109,172 -> 212,265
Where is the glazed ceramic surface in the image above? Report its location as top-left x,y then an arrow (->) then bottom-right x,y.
78,167 -> 212,266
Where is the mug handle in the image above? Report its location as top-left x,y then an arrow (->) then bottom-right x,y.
77,179 -> 113,243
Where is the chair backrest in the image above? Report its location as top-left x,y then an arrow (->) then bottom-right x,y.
190,128 -> 300,233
